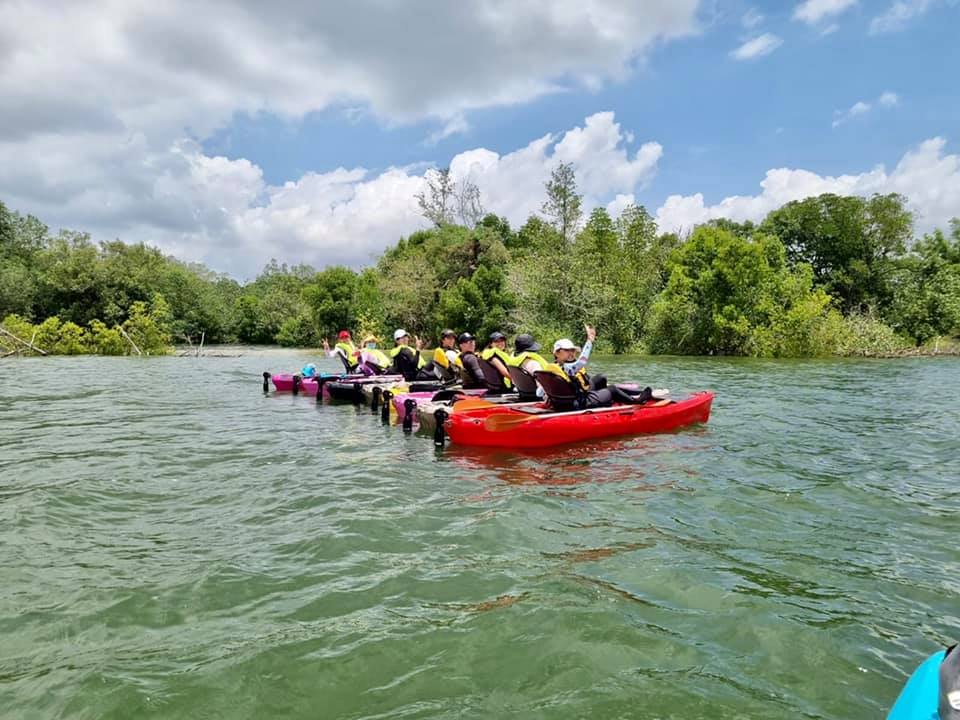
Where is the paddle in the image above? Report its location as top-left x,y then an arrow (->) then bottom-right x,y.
451,398 -> 499,413
483,399 -> 673,432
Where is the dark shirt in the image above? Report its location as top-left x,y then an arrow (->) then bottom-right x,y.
458,351 -> 486,389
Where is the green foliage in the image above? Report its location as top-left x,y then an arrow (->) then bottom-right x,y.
761,193 -> 912,313
647,226 -> 845,357
1,194 -> 956,358
303,266 -> 359,339
835,313 -> 913,356
541,162 -> 582,243
886,222 -> 960,343
122,296 -> 173,355
89,320 -> 127,355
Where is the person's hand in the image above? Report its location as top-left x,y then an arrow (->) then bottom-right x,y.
322,338 -> 330,351
584,324 -> 597,342
414,335 -> 423,350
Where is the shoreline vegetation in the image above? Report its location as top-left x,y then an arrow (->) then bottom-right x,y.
2,164 -> 959,360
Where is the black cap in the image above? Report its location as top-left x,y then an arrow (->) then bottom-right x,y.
488,331 -> 506,342
514,333 -> 540,353
457,332 -> 475,344
440,328 -> 456,338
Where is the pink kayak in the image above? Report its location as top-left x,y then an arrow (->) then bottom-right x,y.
266,372 -> 401,398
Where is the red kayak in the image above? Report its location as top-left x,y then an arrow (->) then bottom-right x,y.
443,392 -> 714,448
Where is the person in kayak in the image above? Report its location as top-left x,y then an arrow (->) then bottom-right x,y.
541,326 -> 652,410
322,330 -> 359,371
454,332 -> 487,389
389,329 -> 426,381
420,329 -> 460,381
358,335 -> 391,374
480,331 -> 512,391
508,333 -> 550,374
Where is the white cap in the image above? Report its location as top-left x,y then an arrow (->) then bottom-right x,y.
393,328 -> 408,341
553,338 -> 579,352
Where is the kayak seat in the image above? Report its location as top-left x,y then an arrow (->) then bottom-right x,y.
533,370 -> 578,411
476,356 -> 509,395
506,366 -> 540,401
338,351 -> 362,374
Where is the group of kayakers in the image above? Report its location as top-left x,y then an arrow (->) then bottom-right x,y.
319,325 -> 655,410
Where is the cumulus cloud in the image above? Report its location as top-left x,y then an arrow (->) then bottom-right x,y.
655,137 -> 960,235
793,0 -> 858,24
730,33 -> 783,60
0,0 -> 699,276
2,112 -> 660,277
0,0 -> 700,142
869,0 -> 936,33
832,90 -> 900,127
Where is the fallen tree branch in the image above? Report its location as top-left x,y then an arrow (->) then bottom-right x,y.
118,326 -> 142,356
0,326 -> 48,355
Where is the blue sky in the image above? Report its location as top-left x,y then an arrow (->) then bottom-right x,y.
2,0 -> 958,277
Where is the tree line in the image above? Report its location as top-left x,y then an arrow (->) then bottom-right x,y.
2,166 -> 959,357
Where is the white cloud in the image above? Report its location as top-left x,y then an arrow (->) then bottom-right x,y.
425,114 -> 470,146
793,0 -> 858,24
655,137 -> 960,236
879,91 -> 900,107
606,194 -> 637,218
1,111 -> 660,277
0,1 -> 698,276
869,0 -> 934,33
833,101 -> 873,127
742,8 -> 765,27
730,33 -> 784,60
832,91 -> 899,127
0,0 -> 700,143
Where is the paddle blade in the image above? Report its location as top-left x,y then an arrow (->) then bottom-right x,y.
644,398 -> 672,408
452,398 -> 498,413
483,412 -> 536,432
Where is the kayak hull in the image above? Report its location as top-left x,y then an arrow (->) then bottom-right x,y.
444,392 -> 714,448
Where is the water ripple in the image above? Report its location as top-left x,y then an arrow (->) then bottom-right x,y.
0,353 -> 958,718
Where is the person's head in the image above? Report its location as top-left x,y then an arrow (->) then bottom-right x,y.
553,338 -> 580,363
440,329 -> 457,349
514,333 -> 540,354
488,331 -> 506,350
393,328 -> 409,346
457,332 -> 476,352
337,330 -> 351,342
362,335 -> 379,349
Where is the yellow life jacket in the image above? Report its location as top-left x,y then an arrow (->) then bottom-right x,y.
389,344 -> 426,369
508,350 -> 549,370
335,341 -> 358,368
480,347 -> 513,388
364,348 -> 390,368
541,362 -> 590,393
432,347 -> 458,368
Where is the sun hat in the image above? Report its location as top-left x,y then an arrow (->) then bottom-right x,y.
514,333 -> 540,353
362,335 -> 379,345
553,338 -> 580,352
393,328 -> 408,341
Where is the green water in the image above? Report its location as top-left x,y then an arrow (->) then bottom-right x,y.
1,352 -> 958,719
